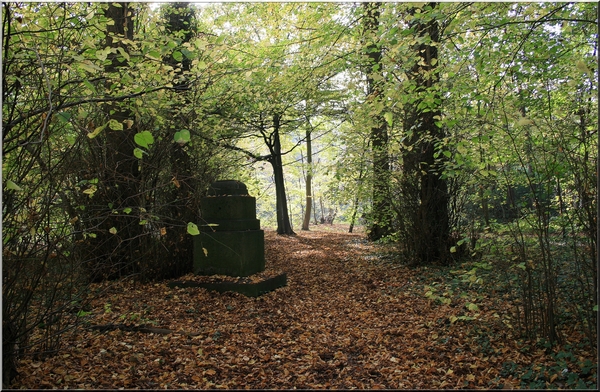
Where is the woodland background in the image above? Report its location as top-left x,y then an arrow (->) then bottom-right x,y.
2,1 -> 598,388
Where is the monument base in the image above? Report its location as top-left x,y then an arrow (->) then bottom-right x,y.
168,272 -> 287,297
194,230 -> 265,277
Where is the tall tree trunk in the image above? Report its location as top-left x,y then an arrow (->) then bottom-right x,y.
363,2 -> 392,241
301,129 -> 313,230
164,2 -> 197,278
404,2 -> 450,265
86,2 -> 141,281
269,114 -> 295,235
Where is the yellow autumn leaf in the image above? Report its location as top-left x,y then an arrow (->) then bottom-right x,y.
87,124 -> 106,139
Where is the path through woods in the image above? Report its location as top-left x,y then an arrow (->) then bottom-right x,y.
11,228 -> 595,389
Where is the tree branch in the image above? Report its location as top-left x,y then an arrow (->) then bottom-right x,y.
4,86 -> 176,130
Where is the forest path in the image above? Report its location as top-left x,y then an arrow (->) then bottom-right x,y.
13,229 -> 539,389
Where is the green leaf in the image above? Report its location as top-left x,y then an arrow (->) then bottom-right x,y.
78,61 -> 102,74
95,47 -> 111,62
134,131 -> 154,148
109,227 -> 117,235
187,222 -> 200,236
575,60 -> 590,75
383,112 -> 394,127
5,180 -> 23,191
174,129 -> 191,145
108,119 -> 123,131
123,207 -> 132,214
116,46 -> 130,61
173,50 -> 183,62
466,303 -> 479,311
147,50 -> 161,60
77,310 -> 92,317
133,148 -> 144,159
56,112 -> 71,124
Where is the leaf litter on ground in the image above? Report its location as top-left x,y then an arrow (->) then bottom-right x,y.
11,228 -> 597,389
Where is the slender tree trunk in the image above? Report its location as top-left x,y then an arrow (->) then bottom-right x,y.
319,196 -> 325,223
349,161 -> 365,234
363,2 -> 392,241
301,129 -> 313,230
348,196 -> 359,233
312,183 -> 319,225
270,114 -> 295,235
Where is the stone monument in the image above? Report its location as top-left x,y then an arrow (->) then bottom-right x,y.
194,180 -> 265,276
170,180 -> 286,297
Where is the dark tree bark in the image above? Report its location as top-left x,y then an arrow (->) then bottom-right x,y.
164,2 -> 197,278
363,2 -> 393,241
403,2 -> 450,265
269,114 -> 295,235
85,2 -> 142,281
